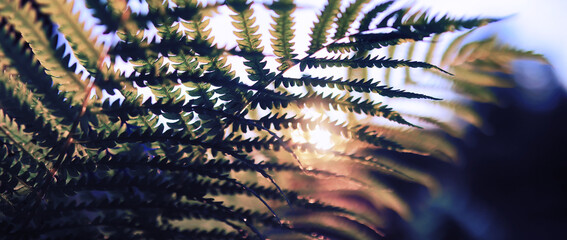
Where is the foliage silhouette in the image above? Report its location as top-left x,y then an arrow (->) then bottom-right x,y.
0,0 -> 546,239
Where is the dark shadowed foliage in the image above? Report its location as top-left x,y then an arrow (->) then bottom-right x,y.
0,0 -> 549,239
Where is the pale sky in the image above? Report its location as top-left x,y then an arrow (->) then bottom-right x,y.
410,0 -> 567,89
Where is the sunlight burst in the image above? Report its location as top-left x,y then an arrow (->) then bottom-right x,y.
291,125 -> 335,150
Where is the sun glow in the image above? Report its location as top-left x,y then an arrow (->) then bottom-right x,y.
291,125 -> 335,150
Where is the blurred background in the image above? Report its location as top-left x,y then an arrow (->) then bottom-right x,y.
391,1 -> 567,239
413,0 -> 567,89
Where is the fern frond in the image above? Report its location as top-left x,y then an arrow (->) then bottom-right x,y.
275,75 -> 440,99
40,196 -> 278,234
451,78 -> 499,103
0,1 -> 547,239
327,29 -> 429,53
454,37 -> 548,70
363,126 -> 458,162
0,1 -> 87,99
300,55 -> 451,75
307,0 -> 341,54
0,19 -> 82,123
333,0 -> 370,40
269,0 -> 297,71
226,0 -> 263,52
358,0 -> 394,32
227,0 -> 274,90
228,112 -> 404,151
0,143 -> 47,197
251,90 -> 417,127
404,41 -> 417,84
0,74 -> 68,151
450,66 -> 514,87
440,30 -> 474,66
403,13 -> 499,34
35,0 -> 104,73
82,125 -> 292,201
83,0 -> 122,34
424,33 -> 440,63
0,109 -> 45,163
436,100 -> 483,128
